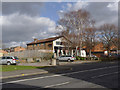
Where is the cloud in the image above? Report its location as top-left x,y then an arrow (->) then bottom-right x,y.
2,13 -> 57,47
85,2 -> 118,27
4,41 -> 27,48
2,2 -> 43,16
66,2 -> 89,11
59,2 -> 118,27
107,2 -> 118,12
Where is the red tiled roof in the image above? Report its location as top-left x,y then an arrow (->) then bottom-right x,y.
27,36 -> 63,45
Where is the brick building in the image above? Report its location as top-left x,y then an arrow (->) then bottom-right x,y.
91,43 -> 117,57
27,36 -> 72,57
4,46 -> 26,53
14,46 -> 26,52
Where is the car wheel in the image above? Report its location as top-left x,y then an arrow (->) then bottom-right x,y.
7,62 -> 11,65
14,63 -> 17,65
68,59 -> 71,62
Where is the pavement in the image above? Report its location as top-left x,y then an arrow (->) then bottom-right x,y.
17,60 -> 99,66
1,61 -> 119,89
0,60 -> 109,79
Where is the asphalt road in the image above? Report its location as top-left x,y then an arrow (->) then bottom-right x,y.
1,61 -> 119,89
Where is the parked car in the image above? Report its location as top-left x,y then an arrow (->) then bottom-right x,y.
56,55 -> 75,62
102,53 -> 120,58
0,56 -> 20,65
87,54 -> 99,60
109,53 -> 119,57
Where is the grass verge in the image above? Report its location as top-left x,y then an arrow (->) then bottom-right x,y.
0,65 -> 47,72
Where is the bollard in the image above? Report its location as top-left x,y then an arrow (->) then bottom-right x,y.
56,59 -> 59,65
52,59 -> 56,66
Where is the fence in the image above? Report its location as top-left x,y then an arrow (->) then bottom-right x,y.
4,50 -> 53,59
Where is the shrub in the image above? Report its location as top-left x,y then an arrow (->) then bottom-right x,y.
76,56 -> 80,60
79,57 -> 85,60
76,56 -> 85,60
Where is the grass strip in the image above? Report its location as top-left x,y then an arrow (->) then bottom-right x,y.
0,65 -> 47,72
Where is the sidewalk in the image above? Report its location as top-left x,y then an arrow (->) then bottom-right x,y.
18,60 -> 99,66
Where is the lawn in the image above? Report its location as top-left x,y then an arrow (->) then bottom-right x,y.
0,65 -> 47,72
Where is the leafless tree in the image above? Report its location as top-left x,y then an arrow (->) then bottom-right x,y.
99,24 -> 118,56
57,9 -> 95,56
83,27 -> 97,57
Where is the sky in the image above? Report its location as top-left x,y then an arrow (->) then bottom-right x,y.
1,1 -> 118,48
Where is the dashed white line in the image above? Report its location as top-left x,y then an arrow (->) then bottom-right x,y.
44,82 -> 70,88
91,72 -> 118,78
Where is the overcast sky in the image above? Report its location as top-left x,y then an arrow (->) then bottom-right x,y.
1,1 -> 118,48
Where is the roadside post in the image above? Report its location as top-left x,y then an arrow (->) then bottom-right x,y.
51,59 -> 56,66
51,58 -> 59,66
56,59 -> 59,65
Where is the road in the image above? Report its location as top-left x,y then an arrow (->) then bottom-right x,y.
1,61 -> 119,89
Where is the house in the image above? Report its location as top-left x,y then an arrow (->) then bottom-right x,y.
0,50 -> 8,57
4,46 -> 26,52
27,36 -> 72,57
14,46 -> 26,52
91,43 -> 117,57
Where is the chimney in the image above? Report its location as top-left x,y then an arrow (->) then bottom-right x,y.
34,38 -> 38,42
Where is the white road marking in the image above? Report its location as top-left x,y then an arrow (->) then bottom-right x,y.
1,65 -> 118,85
62,65 -> 118,75
44,82 -> 70,88
91,72 -> 118,79
1,75 -> 62,85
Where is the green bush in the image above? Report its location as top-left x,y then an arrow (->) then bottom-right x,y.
76,56 -> 85,60
79,57 -> 85,60
76,56 -> 80,60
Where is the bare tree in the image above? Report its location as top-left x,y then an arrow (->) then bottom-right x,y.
57,9 -> 94,56
99,24 -> 118,56
112,30 -> 119,54
83,27 -> 96,57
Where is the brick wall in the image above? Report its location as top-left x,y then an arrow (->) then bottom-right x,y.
27,41 -> 53,50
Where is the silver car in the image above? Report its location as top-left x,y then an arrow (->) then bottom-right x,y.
56,55 -> 75,62
0,56 -> 20,65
